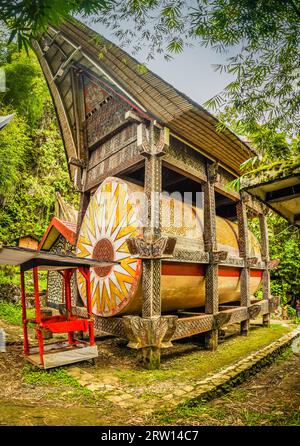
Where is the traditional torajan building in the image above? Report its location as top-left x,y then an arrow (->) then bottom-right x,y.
33,18 -> 278,368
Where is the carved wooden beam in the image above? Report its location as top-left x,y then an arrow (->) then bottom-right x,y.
246,256 -> 259,267
126,236 -> 177,259
122,315 -> 178,349
207,162 -> 220,184
268,259 -> 280,270
213,312 -> 231,329
210,250 -> 229,264
248,303 -> 262,320
68,157 -> 86,168
137,124 -> 169,157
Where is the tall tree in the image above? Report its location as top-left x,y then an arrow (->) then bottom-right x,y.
1,1 -> 299,142
0,38 -> 78,244
0,0 -> 109,50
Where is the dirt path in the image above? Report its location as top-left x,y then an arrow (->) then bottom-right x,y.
0,318 -> 298,426
153,350 -> 300,425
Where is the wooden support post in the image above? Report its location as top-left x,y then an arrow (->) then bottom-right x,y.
75,191 -> 90,306
142,123 -> 163,320
64,269 -> 74,345
259,212 -> 271,327
83,267 -> 95,346
33,267 -> 44,365
20,270 -> 29,355
140,123 -> 165,368
204,163 -> 219,351
236,194 -> 251,336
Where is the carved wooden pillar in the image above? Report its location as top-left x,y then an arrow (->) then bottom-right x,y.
204,163 -> 219,350
129,123 -> 170,368
259,211 -> 271,327
142,124 -> 163,319
236,193 -> 251,335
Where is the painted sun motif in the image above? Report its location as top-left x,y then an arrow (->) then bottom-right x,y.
76,177 -> 142,316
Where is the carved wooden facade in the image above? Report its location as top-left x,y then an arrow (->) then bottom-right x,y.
35,18 -> 276,368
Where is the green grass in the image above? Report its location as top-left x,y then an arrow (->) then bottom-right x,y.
114,324 -> 291,386
154,399 -> 300,426
0,299 -> 35,325
22,364 -> 81,387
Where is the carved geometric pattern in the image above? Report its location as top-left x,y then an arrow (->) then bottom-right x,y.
203,168 -> 219,316
203,180 -> 217,252
213,312 -> 231,329
172,249 -> 209,263
141,123 -> 164,319
127,236 -> 177,259
227,307 -> 248,324
172,315 -> 214,340
94,316 -> 128,339
210,250 -> 229,264
164,136 -> 207,181
123,315 -> 177,349
207,162 -> 219,184
47,236 -> 77,308
248,304 -> 262,319
205,263 -> 219,314
236,198 -> 251,307
137,124 -> 169,157
64,305 -> 128,338
142,259 -> 161,317
247,257 -> 259,267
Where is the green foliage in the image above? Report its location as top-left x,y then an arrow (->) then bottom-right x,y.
0,43 -> 78,247
249,212 -> 300,306
0,299 -> 35,325
1,2 -> 299,136
91,1 -> 300,136
0,37 -> 78,291
0,1 -> 109,50
22,364 -> 81,387
1,49 -> 49,127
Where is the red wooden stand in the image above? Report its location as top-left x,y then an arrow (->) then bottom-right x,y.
21,266 -> 97,369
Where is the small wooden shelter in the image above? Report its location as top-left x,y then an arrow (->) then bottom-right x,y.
241,163 -> 300,227
0,245 -> 115,368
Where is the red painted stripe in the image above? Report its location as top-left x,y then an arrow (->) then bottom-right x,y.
162,262 -> 263,278
162,263 -> 205,276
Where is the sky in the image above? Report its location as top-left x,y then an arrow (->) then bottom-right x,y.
83,19 -> 235,107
